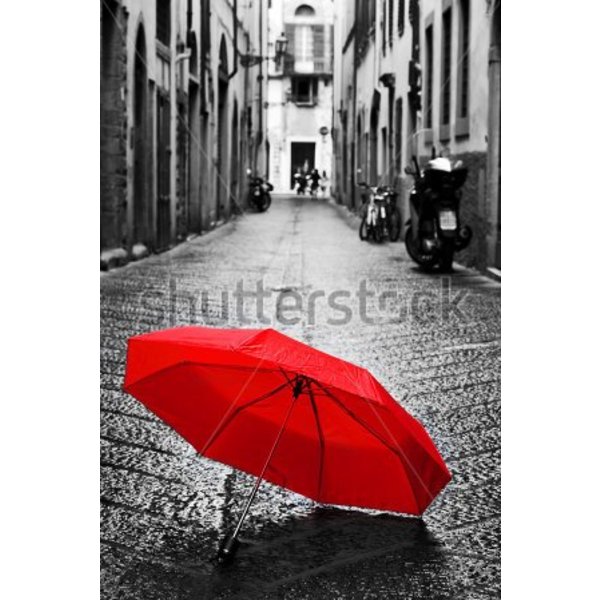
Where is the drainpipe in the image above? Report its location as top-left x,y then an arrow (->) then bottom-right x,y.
256,0 -> 264,172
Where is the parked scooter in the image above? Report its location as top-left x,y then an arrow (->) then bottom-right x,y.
404,152 -> 472,271
246,169 -> 273,212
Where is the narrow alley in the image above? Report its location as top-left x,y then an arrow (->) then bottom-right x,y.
101,195 -> 500,599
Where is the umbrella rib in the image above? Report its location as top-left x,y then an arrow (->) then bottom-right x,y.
278,367 -> 296,387
313,381 -> 431,509
200,380 -> 292,456
308,384 -> 325,501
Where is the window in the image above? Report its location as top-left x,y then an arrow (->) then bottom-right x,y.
291,77 -> 317,104
356,0 -> 377,57
200,0 -> 210,57
382,0 -> 387,51
296,25 -> 314,63
388,0 -> 394,44
156,0 -> 171,46
398,0 -> 405,36
441,8 -> 452,129
295,4 -> 315,16
381,127 -> 388,183
157,56 -> 171,90
457,0 -> 470,123
424,25 -> 433,129
394,98 -> 403,172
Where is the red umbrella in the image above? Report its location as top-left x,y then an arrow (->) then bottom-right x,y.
123,326 -> 451,562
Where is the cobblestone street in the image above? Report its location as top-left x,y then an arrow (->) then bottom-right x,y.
101,195 -> 500,599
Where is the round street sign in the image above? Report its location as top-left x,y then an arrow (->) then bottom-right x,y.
319,126 -> 329,136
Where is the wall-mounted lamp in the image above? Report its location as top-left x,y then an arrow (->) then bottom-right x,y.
240,32 -> 289,68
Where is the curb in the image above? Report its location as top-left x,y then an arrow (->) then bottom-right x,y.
100,217 -> 238,273
327,197 -> 362,230
327,196 -> 500,284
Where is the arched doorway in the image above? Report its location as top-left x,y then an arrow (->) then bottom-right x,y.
487,0 -> 501,269
369,92 -> 380,184
230,99 -> 239,209
341,110 -> 348,198
217,36 -> 229,220
101,0 -> 128,250
356,113 -> 363,181
133,23 -> 149,245
187,32 -> 201,232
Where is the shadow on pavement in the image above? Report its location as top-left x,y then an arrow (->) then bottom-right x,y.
203,507 -> 443,599
106,507 -> 448,600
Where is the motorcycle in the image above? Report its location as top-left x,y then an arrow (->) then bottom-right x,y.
246,169 -> 273,212
294,172 -> 308,195
309,172 -> 321,197
404,153 -> 472,271
358,182 -> 401,242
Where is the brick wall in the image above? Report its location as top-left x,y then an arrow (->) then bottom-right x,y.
453,151 -> 488,271
100,1 -> 128,251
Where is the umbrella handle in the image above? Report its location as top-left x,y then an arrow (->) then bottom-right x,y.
216,532 -> 240,565
216,380 -> 302,564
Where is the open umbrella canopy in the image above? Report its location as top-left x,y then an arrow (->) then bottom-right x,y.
124,326 -> 451,518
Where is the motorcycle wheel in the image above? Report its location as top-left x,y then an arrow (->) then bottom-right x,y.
262,193 -> 272,212
405,225 -> 437,270
387,206 -> 401,242
373,219 -> 384,243
253,193 -> 267,212
438,242 -> 454,272
359,216 -> 369,241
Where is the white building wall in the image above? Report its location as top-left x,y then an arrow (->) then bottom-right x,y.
267,0 -> 334,192
113,0 -> 267,247
419,0 -> 491,155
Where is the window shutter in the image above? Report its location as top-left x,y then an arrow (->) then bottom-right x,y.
284,24 -> 295,72
313,24 -> 325,71
313,25 -> 325,59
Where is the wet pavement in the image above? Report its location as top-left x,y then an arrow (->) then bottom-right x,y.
101,195 -> 500,599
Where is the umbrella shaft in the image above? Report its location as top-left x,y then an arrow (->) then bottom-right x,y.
232,393 -> 298,540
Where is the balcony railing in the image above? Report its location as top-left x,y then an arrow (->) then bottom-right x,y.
283,56 -> 332,76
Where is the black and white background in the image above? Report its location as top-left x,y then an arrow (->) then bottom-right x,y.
1,2 -> 599,600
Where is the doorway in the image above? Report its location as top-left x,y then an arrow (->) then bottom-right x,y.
133,24 -> 149,245
369,91 -> 381,184
217,37 -> 229,221
156,89 -> 171,250
230,100 -> 239,209
488,0 -> 501,269
290,142 -> 315,189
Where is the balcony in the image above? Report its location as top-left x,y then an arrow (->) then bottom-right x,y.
283,56 -> 332,77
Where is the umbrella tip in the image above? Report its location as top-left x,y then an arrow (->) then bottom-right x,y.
216,532 -> 240,565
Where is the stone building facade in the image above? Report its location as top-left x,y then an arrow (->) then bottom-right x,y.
331,0 -> 500,274
100,0 -> 269,269
267,1 -> 334,192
